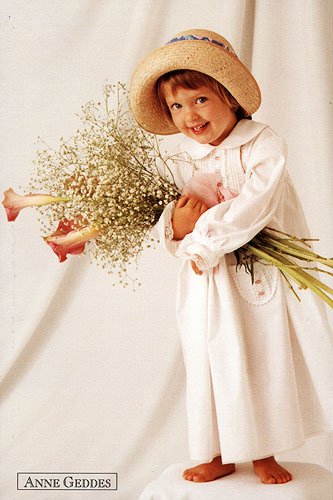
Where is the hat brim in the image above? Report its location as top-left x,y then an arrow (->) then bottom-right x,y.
130,39 -> 261,135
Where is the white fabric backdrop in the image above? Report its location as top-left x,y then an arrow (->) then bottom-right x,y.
1,1 -> 332,498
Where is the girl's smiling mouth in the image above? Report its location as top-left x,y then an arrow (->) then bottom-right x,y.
191,122 -> 209,133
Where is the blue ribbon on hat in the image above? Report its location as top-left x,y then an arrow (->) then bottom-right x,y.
165,35 -> 236,55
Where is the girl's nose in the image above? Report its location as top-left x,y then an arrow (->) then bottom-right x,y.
185,107 -> 199,123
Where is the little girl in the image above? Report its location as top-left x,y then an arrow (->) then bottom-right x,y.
130,29 -> 333,485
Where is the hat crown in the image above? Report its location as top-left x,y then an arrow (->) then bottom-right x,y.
172,29 -> 236,54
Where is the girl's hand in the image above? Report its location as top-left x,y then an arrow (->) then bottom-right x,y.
191,260 -> 203,275
172,195 -> 208,240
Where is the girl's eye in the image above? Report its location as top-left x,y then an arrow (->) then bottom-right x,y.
197,97 -> 207,104
170,103 -> 182,110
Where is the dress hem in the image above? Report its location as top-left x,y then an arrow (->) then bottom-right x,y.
188,428 -> 333,464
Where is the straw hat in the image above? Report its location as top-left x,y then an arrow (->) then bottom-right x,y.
130,29 -> 261,135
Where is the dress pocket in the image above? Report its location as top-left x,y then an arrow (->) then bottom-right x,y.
229,262 -> 279,306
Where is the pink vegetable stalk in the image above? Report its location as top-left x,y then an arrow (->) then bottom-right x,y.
2,188 -> 68,222
44,218 -> 100,262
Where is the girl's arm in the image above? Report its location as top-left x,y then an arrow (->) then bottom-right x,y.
176,128 -> 287,271
150,146 -> 206,256
150,194 -> 208,258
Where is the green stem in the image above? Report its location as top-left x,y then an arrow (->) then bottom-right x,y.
300,267 -> 333,277
246,243 -> 333,307
264,227 -> 318,247
256,234 -> 333,268
279,269 -> 301,302
262,234 -> 318,254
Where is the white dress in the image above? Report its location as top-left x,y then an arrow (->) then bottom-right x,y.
155,119 -> 333,464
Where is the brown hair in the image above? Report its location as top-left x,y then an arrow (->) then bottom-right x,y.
156,70 -> 250,121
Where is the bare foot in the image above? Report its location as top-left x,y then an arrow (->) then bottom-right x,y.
183,455 -> 235,482
253,456 -> 293,484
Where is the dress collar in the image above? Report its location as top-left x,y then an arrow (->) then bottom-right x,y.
179,119 -> 268,159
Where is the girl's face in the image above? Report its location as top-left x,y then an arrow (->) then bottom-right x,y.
161,83 -> 238,146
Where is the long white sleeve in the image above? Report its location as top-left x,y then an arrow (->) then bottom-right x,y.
150,200 -> 181,255
176,128 -> 287,270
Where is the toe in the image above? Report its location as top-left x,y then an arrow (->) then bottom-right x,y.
192,474 -> 205,482
264,475 -> 277,484
281,471 -> 292,483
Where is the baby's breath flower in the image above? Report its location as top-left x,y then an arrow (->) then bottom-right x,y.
29,83 -> 181,286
